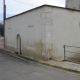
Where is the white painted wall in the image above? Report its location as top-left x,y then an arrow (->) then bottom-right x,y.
5,5 -> 80,61
66,0 -> 80,10
45,6 -> 80,61
5,7 -> 47,60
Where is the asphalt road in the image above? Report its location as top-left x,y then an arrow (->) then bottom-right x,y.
0,51 -> 80,80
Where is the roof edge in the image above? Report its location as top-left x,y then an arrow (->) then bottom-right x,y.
5,4 -> 47,20
5,4 -> 80,20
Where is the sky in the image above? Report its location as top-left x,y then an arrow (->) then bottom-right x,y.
0,0 -> 66,22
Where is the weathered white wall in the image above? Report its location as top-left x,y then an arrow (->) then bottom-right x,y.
5,5 -> 80,61
66,0 -> 80,10
45,6 -> 80,61
5,7 -> 47,60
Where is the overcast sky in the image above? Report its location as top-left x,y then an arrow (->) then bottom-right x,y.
0,0 -> 66,21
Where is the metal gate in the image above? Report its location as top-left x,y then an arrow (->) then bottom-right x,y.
63,45 -> 80,62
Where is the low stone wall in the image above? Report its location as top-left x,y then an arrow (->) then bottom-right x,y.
0,37 -> 4,49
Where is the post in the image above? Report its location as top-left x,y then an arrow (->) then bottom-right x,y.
63,45 -> 66,61
3,0 -> 6,48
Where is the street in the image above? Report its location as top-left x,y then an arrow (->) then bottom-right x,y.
0,51 -> 80,80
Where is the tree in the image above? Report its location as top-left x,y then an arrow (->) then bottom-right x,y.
0,22 -> 4,37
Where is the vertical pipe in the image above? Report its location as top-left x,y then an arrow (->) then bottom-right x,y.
3,0 -> 6,48
63,45 -> 66,61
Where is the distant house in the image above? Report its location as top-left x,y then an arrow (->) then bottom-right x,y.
5,4 -> 80,61
66,0 -> 80,10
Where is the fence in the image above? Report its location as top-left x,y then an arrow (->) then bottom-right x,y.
63,45 -> 80,61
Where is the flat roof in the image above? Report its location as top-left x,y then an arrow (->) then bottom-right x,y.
6,4 -> 80,20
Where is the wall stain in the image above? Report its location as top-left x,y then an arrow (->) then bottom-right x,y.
68,9 -> 74,13
22,40 -> 43,60
44,44 -> 63,61
5,41 -> 63,61
5,45 -> 15,53
67,53 -> 80,62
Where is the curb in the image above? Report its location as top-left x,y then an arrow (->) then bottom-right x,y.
38,61 -> 80,74
1,49 -> 80,74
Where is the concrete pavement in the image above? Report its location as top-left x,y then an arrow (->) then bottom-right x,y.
43,60 -> 80,73
0,50 -> 80,80
1,49 -> 80,74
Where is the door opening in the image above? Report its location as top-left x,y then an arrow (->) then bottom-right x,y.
17,34 -> 21,55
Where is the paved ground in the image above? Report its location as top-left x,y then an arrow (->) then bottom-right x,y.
45,60 -> 80,72
0,51 -> 80,80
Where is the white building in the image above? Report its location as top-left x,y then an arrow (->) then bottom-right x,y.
5,4 -> 80,61
66,0 -> 80,10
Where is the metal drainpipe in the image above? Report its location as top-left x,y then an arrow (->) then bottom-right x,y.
3,0 -> 6,48
63,45 -> 66,61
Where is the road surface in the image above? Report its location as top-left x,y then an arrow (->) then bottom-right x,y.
0,51 -> 80,80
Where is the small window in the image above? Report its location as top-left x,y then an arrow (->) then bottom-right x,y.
28,25 -> 33,27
